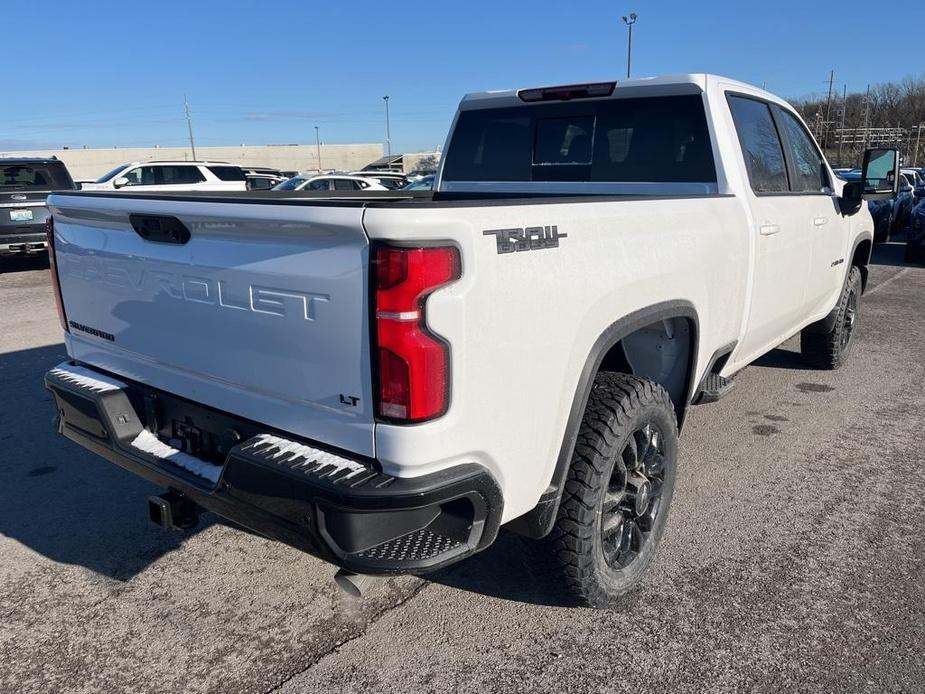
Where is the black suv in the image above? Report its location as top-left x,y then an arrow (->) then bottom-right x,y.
1,157 -> 77,257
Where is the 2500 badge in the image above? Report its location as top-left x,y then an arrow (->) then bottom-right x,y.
483,225 -> 566,254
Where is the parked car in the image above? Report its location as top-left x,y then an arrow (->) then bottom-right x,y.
895,172 -> 916,229
1,157 -> 77,257
44,74 -> 891,608
246,173 -> 286,191
901,168 -> 925,202
906,199 -> 925,263
350,171 -> 409,190
401,174 -> 434,191
80,161 -> 247,192
838,169 -> 911,242
272,174 -> 388,192
242,166 -> 285,178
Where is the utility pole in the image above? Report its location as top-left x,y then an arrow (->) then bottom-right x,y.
914,124 -> 923,168
383,96 -> 392,158
314,126 -> 322,172
184,94 -> 197,161
622,13 -> 638,79
837,83 -> 847,166
861,84 -> 871,153
822,69 -> 835,151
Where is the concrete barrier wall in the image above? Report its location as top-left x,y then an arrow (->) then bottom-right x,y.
0,144 -> 384,180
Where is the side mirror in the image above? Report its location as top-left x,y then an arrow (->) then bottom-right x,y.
839,180 -> 863,215
861,148 -> 899,200
113,176 -> 129,189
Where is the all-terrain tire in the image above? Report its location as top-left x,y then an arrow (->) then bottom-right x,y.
800,265 -> 862,370
524,373 -> 678,608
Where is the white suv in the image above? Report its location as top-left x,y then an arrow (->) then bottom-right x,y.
80,161 -> 247,192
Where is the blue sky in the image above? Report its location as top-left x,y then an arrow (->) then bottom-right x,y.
4,0 -> 924,153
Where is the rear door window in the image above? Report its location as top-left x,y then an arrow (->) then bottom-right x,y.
207,166 -> 246,181
159,166 -> 206,185
727,95 -> 789,193
333,179 -> 360,191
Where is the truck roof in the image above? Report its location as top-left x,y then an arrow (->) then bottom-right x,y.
459,74 -> 782,110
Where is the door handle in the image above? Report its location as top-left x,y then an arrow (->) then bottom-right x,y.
759,224 -> 780,236
813,217 -> 828,226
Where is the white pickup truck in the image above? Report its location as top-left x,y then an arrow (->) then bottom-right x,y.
44,74 -> 898,607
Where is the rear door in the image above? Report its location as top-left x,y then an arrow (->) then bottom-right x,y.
773,106 -> 844,315
727,94 -> 814,359
48,193 -> 376,455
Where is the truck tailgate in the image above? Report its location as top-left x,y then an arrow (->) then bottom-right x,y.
47,193 -> 375,456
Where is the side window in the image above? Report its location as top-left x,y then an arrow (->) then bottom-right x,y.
308,179 -> 329,191
159,166 -> 206,185
122,167 -> 158,186
121,168 -> 142,185
333,179 -> 358,191
207,166 -> 246,181
777,109 -> 829,192
727,95 -> 789,193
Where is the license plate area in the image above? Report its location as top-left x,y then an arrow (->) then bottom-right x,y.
10,209 -> 34,222
128,386 -> 264,467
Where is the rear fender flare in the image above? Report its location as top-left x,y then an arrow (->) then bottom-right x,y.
506,300 -> 699,539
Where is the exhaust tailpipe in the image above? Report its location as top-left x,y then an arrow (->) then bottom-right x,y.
334,570 -> 376,598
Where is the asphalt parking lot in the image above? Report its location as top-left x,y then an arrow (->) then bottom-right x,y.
1,244 -> 923,694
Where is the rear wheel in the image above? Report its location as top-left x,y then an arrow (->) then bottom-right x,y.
800,266 -> 862,370
525,373 -> 678,608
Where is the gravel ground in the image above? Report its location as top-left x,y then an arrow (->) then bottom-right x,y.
1,243 -> 923,694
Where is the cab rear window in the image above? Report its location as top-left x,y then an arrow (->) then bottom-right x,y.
442,95 -> 716,184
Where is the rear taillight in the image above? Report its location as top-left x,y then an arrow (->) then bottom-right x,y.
45,217 -> 69,333
373,245 -> 460,422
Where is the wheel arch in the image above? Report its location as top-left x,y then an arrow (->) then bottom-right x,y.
850,233 -> 873,293
506,300 -> 700,539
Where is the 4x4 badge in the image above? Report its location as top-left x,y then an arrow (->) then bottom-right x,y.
483,225 -> 566,254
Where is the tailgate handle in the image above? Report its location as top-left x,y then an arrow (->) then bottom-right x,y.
129,214 -> 191,245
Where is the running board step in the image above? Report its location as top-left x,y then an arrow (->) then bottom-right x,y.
696,373 -> 735,404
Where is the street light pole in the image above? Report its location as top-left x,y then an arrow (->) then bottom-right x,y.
383,96 -> 392,158
314,126 -> 322,172
622,13 -> 637,79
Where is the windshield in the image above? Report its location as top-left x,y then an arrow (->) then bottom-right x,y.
95,164 -> 129,183
273,177 -> 308,191
0,162 -> 75,190
403,176 -> 434,190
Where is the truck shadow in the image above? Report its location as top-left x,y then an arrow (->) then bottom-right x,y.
752,346 -> 814,371
869,239 -> 910,268
0,254 -> 50,274
0,343 -> 212,580
428,531 -> 568,607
